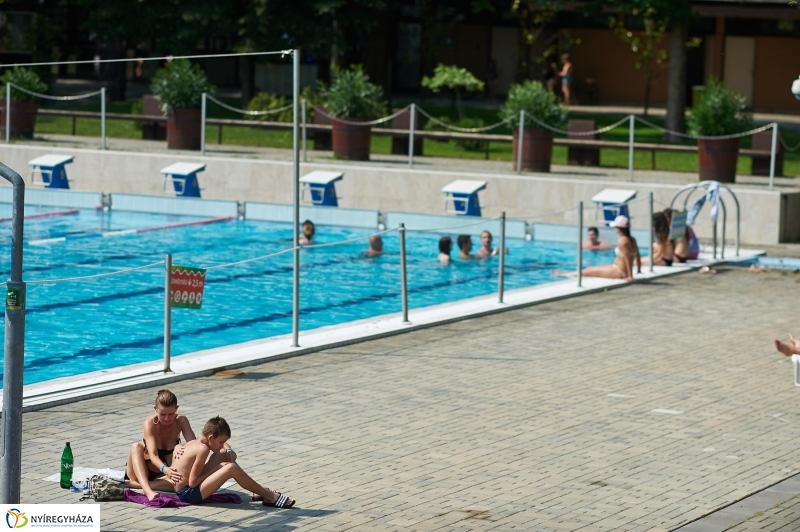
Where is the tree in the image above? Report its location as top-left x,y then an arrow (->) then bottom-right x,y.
511,1 -> 567,82
422,64 -> 484,119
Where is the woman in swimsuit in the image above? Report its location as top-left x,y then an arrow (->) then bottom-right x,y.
581,215 -> 641,283
649,212 -> 674,266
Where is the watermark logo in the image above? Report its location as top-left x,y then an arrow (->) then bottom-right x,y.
6,509 -> 28,529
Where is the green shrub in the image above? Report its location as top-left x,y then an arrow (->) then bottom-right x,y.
323,65 -> 386,120
453,118 -> 488,152
421,64 -> 484,120
688,79 -> 753,137
0,67 -> 47,102
499,80 -> 567,130
247,93 -> 292,122
150,58 -> 214,113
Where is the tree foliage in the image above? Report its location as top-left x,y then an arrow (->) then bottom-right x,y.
323,65 -> 386,120
688,79 -> 753,137
150,59 -> 215,112
499,80 -> 567,129
422,64 -> 484,120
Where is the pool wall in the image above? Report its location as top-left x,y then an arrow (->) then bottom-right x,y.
0,143 -> 794,245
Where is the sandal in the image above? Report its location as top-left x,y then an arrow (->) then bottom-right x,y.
263,494 -> 295,508
252,491 -> 279,502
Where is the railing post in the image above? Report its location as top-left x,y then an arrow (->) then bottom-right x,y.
5,83 -> 10,144
0,162 -> 26,504
399,224 -> 410,323
498,212 -> 506,302
517,110 -> 525,174
649,192 -> 654,273
628,114 -> 635,182
301,98 -> 307,163
577,202 -> 583,287
164,254 -> 172,373
200,93 -> 206,156
712,215 -> 718,260
100,87 -> 106,150
292,48 -> 301,348
408,103 -> 416,169
769,122 -> 778,191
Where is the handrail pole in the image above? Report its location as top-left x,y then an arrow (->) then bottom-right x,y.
649,192 -> 654,273
200,93 -> 206,156
0,162 -> 26,504
577,202 -> 583,287
499,212 -> 506,302
399,224 -> 410,323
5,83 -> 9,144
291,49 -> 301,347
769,122 -> 778,191
720,198 -> 727,260
164,254 -> 172,373
628,114 -> 634,181
516,111 -> 524,174
408,103 -> 416,168
100,87 -> 106,150
301,98 -> 307,163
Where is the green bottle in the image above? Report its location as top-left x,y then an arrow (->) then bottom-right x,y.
60,442 -> 73,489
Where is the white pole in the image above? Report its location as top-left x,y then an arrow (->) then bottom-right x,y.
408,103 -> 416,168
200,93 -> 206,156
100,87 -> 106,150
292,49 -> 300,348
498,211 -> 506,302
399,224 -> 409,323
769,122 -> 778,191
577,202 -> 583,287
164,254 -> 172,373
649,192 -> 654,273
5,83 -> 9,144
628,114 -> 634,182
517,110 -> 525,174
301,98 -> 307,163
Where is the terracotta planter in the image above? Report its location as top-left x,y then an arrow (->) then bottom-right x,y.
332,118 -> 371,160
698,138 -> 740,183
167,108 -> 201,150
0,100 -> 39,138
512,127 -> 553,172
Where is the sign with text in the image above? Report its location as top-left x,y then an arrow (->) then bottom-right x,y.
4,504 -> 100,531
669,210 -> 688,240
171,265 -> 206,309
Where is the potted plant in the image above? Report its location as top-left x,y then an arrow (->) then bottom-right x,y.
0,67 -> 47,138
421,64 -> 484,120
151,59 -> 214,150
324,65 -> 386,160
688,79 -> 753,183
500,80 -> 567,172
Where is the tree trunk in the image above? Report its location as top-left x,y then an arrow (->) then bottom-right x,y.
240,56 -> 254,108
664,18 -> 688,143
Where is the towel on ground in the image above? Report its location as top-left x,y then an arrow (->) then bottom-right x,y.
123,489 -> 242,508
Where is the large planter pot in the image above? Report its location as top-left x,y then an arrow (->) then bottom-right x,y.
698,137 -> 740,183
167,108 -> 201,150
332,118 -> 371,160
512,127 -> 553,172
0,100 -> 39,138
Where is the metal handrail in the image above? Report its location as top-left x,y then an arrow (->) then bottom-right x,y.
668,181 -> 740,258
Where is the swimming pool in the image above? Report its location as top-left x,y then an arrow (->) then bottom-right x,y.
0,207 -> 619,384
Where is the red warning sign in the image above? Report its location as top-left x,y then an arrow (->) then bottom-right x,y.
171,265 -> 206,309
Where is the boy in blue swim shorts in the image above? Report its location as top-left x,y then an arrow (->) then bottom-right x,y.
171,416 -> 295,508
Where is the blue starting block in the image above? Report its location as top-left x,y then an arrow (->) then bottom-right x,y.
300,171 -> 343,207
591,188 -> 637,225
442,180 -> 486,217
28,154 -> 74,189
161,162 -> 205,198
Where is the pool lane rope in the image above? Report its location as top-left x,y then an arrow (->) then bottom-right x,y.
0,209 -> 79,223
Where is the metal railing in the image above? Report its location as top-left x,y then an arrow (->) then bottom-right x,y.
669,180 -> 740,259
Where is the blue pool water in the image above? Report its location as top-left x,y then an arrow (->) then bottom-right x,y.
0,207 -> 620,385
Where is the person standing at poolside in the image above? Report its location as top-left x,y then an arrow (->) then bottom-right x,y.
582,227 -> 612,250
457,234 -> 476,260
558,53 -> 574,105
299,220 -> 315,245
438,236 -> 453,265
581,215 -> 640,283
364,235 -> 383,257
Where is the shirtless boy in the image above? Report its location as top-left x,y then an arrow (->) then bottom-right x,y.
170,416 -> 296,508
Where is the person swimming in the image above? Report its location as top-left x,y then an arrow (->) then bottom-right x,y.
439,236 -> 453,265
457,234 -> 475,260
299,220 -> 315,244
364,235 -> 383,257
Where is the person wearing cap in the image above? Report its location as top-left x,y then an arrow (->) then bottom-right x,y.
581,215 -> 641,282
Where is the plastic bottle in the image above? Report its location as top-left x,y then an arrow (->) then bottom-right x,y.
60,442 -> 73,489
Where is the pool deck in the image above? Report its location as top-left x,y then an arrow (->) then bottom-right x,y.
20,252 -> 800,530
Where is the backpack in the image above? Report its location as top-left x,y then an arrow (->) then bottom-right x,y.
79,475 -> 126,502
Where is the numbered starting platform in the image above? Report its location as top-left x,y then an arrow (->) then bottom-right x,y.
161,162 -> 205,198
591,188 -> 637,225
300,171 -> 343,207
442,180 -> 486,217
28,154 -> 74,189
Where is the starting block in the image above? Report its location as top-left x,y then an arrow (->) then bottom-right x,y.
442,180 -> 486,217
591,188 -> 637,225
300,171 -> 343,207
161,162 -> 205,198
28,154 -> 74,189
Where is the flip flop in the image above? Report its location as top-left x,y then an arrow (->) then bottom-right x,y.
252,491 -> 280,502
263,494 -> 295,508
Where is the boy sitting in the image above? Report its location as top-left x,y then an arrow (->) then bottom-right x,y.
170,416 -> 295,508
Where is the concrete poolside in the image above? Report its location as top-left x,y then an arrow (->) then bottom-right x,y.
18,264 -> 800,531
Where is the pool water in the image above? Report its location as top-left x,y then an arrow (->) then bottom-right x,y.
0,208 -> 619,384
